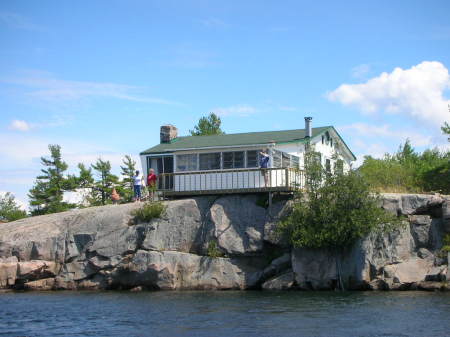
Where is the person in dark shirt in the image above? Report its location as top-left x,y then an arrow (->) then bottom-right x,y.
259,149 -> 270,186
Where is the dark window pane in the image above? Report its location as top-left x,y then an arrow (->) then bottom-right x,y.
199,153 -> 220,170
246,150 -> 258,167
234,152 -> 244,168
223,152 -> 233,169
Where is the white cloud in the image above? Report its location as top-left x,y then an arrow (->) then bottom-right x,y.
9,120 -> 31,132
350,64 -> 371,79
339,123 -> 432,147
212,104 -> 258,117
2,70 -> 178,105
328,61 -> 450,126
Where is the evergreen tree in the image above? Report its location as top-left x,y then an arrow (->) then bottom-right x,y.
189,112 -> 224,136
120,155 -> 136,202
0,192 -> 27,222
442,122 -> 450,142
28,144 -> 75,215
91,158 -> 119,205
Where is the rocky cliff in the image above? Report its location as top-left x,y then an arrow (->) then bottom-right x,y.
0,193 -> 449,291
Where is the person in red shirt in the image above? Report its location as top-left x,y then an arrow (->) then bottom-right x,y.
147,168 -> 157,201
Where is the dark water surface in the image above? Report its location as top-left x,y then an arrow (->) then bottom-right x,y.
1,291 -> 450,337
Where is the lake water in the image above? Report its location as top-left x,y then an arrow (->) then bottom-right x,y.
1,291 -> 449,337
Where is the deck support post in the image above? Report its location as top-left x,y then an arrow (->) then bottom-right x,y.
268,192 -> 273,215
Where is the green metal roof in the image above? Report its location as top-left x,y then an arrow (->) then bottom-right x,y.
141,125 -> 347,153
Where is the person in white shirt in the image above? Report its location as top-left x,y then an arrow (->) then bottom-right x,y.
133,170 -> 145,202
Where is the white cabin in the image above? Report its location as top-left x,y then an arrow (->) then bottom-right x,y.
140,118 -> 356,196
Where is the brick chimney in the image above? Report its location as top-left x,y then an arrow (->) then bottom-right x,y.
160,125 -> 178,143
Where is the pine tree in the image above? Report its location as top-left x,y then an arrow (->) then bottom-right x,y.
28,144 -> 74,215
120,155 -> 136,202
91,158 -> 119,205
0,192 -> 27,222
189,113 -> 225,136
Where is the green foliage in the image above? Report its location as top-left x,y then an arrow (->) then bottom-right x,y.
91,158 -> 120,205
190,112 -> 225,136
442,234 -> 450,253
131,202 -> 166,223
28,144 -> 76,215
442,121 -> 450,141
358,139 -> 450,194
0,192 -> 27,222
207,240 -> 224,258
120,155 -> 137,202
278,146 -> 400,249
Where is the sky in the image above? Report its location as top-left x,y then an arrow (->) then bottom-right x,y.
1,0 -> 449,209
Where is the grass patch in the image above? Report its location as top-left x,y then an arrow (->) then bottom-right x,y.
132,202 -> 166,223
442,234 -> 450,253
207,241 -> 224,258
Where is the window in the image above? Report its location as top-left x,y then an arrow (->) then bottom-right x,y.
291,155 -> 300,168
325,159 -> 331,173
176,154 -> 197,172
246,150 -> 259,167
199,153 -> 221,170
336,159 -> 344,174
223,151 -> 244,169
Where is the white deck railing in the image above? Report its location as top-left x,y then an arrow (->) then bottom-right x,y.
157,168 -> 304,195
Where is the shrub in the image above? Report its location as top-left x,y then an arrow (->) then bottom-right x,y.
442,234 -> 450,253
277,149 -> 401,250
132,202 -> 166,223
207,241 -> 224,258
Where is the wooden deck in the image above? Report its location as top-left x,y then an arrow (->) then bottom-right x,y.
157,167 -> 304,196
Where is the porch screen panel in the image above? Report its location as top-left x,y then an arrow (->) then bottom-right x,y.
176,154 -> 197,172
282,152 -> 290,168
291,155 -> 300,168
199,153 -> 221,170
246,150 -> 259,168
234,152 -> 244,168
223,152 -> 233,169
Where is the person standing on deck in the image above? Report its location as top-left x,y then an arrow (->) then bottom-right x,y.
147,168 -> 157,201
133,170 -> 145,202
259,149 -> 270,186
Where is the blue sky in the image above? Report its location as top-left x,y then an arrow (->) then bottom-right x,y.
1,0 -> 449,208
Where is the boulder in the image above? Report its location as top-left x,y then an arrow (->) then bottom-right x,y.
17,260 -> 58,281
292,248 -> 337,289
264,200 -> 292,246
262,253 -> 291,280
24,278 -> 55,290
141,199 -> 206,254
0,256 -> 18,287
409,215 -> 432,248
425,266 -> 447,282
383,258 -> 433,284
210,195 -> 266,256
381,194 -> 402,216
262,270 -> 295,290
111,250 -> 262,290
400,194 -> 443,215
442,198 -> 450,233
87,226 -> 144,258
